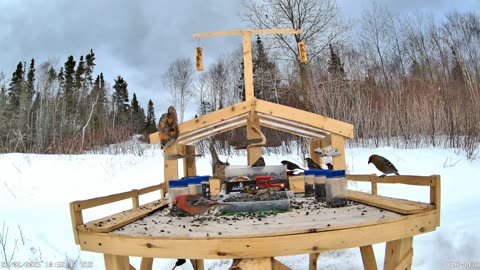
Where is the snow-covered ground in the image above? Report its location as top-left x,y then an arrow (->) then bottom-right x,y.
1,143 -> 479,269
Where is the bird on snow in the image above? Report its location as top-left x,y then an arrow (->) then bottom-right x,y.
368,154 -> 399,177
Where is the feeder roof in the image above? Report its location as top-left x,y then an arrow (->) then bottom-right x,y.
172,99 -> 353,145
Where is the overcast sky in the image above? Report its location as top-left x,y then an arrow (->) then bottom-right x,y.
1,0 -> 478,118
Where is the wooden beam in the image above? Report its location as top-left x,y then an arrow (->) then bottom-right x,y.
383,237 -> 413,270
183,145 -> 197,177
259,120 -> 324,140
330,134 -> 346,170
243,32 -> 254,101
192,29 -> 302,39
255,99 -> 354,138
139,258 -> 153,270
72,184 -> 164,211
309,253 -> 320,270
104,254 -> 130,270
178,118 -> 248,145
346,174 -> 438,187
348,190 -> 434,215
178,100 -> 252,135
360,245 -> 378,270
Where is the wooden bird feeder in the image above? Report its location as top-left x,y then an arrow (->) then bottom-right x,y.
69,29 -> 441,270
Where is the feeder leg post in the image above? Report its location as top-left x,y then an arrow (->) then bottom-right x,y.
191,259 -> 205,270
104,254 -> 130,270
164,146 -> 179,195
183,145 -> 197,177
140,258 -> 153,270
384,237 -> 414,270
360,245 -> 378,270
331,134 -> 346,170
309,253 -> 320,270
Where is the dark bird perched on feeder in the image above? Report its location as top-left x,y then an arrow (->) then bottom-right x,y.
368,154 -> 399,177
251,157 -> 265,167
171,259 -> 186,270
305,157 -> 323,170
281,160 -> 303,171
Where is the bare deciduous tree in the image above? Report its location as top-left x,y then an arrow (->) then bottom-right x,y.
162,58 -> 194,122
242,0 -> 348,109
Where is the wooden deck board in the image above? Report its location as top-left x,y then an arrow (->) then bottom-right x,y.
348,190 -> 434,215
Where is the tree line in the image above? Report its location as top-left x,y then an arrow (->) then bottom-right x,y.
165,1 -> 479,159
1,0 -> 479,159
0,50 -> 158,153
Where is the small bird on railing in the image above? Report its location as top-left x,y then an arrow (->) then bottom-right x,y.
251,157 -> 265,167
368,154 -> 399,177
173,194 -> 231,215
305,157 -> 323,170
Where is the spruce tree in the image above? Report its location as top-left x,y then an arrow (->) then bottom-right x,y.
130,93 -> 146,134
327,44 -> 346,79
145,99 -> 157,133
85,49 -> 96,86
26,59 -> 35,101
75,55 -> 86,90
63,56 -> 76,116
112,75 -> 130,126
7,62 -> 25,112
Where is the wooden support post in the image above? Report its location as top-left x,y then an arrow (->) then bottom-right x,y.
243,32 -> 254,101
309,140 -> 323,167
430,175 -> 441,226
331,134 -> 346,170
371,178 -> 378,195
384,237 -> 413,270
164,145 -> 179,192
360,245 -> 378,270
309,253 -> 320,270
272,258 -> 291,270
191,259 -> 205,270
139,258 -> 153,270
230,258 -> 273,270
247,110 -> 262,166
183,145 -> 197,177
69,202 -> 83,244
104,254 -> 130,270
131,189 -> 139,209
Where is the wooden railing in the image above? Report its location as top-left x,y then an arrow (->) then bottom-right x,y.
69,183 -> 166,244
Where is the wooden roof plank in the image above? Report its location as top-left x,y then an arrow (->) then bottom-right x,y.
179,100 -> 253,135
255,99 -> 354,138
